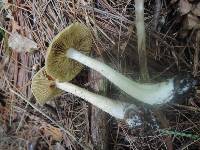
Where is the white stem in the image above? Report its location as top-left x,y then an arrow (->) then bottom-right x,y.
67,48 -> 175,105
135,0 -> 145,51
56,81 -> 137,120
135,0 -> 149,80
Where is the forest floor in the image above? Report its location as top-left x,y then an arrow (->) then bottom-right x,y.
0,0 -> 200,149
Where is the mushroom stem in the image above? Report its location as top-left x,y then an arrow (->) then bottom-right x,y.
66,48 -> 175,105
56,81 -> 138,120
135,0 -> 149,80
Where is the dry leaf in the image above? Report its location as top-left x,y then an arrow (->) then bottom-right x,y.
183,13 -> 200,30
11,20 -> 21,32
192,2 -> 200,16
40,124 -> 63,141
8,32 -> 37,53
52,143 -> 65,150
0,0 -> 9,10
179,0 -> 192,15
170,0 -> 178,4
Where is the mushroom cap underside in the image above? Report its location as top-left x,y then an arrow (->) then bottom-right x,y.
31,67 -> 62,104
45,22 -> 92,82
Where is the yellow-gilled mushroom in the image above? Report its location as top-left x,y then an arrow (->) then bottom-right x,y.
31,67 -> 139,127
45,22 -> 199,105
31,67 -> 62,104
45,22 -> 92,82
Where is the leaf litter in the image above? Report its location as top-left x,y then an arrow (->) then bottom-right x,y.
0,0 -> 200,149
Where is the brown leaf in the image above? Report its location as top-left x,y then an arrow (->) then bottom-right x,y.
52,143 -> 65,150
40,124 -> 63,141
8,32 -> 37,53
170,0 -> 178,4
179,0 -> 192,15
192,2 -> 200,16
11,20 -> 21,32
183,13 -> 200,30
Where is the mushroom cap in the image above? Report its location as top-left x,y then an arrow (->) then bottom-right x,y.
31,67 -> 62,104
45,22 -> 92,82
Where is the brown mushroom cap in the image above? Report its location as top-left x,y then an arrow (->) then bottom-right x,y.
45,22 -> 92,82
31,67 -> 62,104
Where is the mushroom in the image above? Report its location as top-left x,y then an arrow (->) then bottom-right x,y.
31,67 -> 62,104
31,67 -> 139,125
45,22 -> 92,82
45,22 -> 198,105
